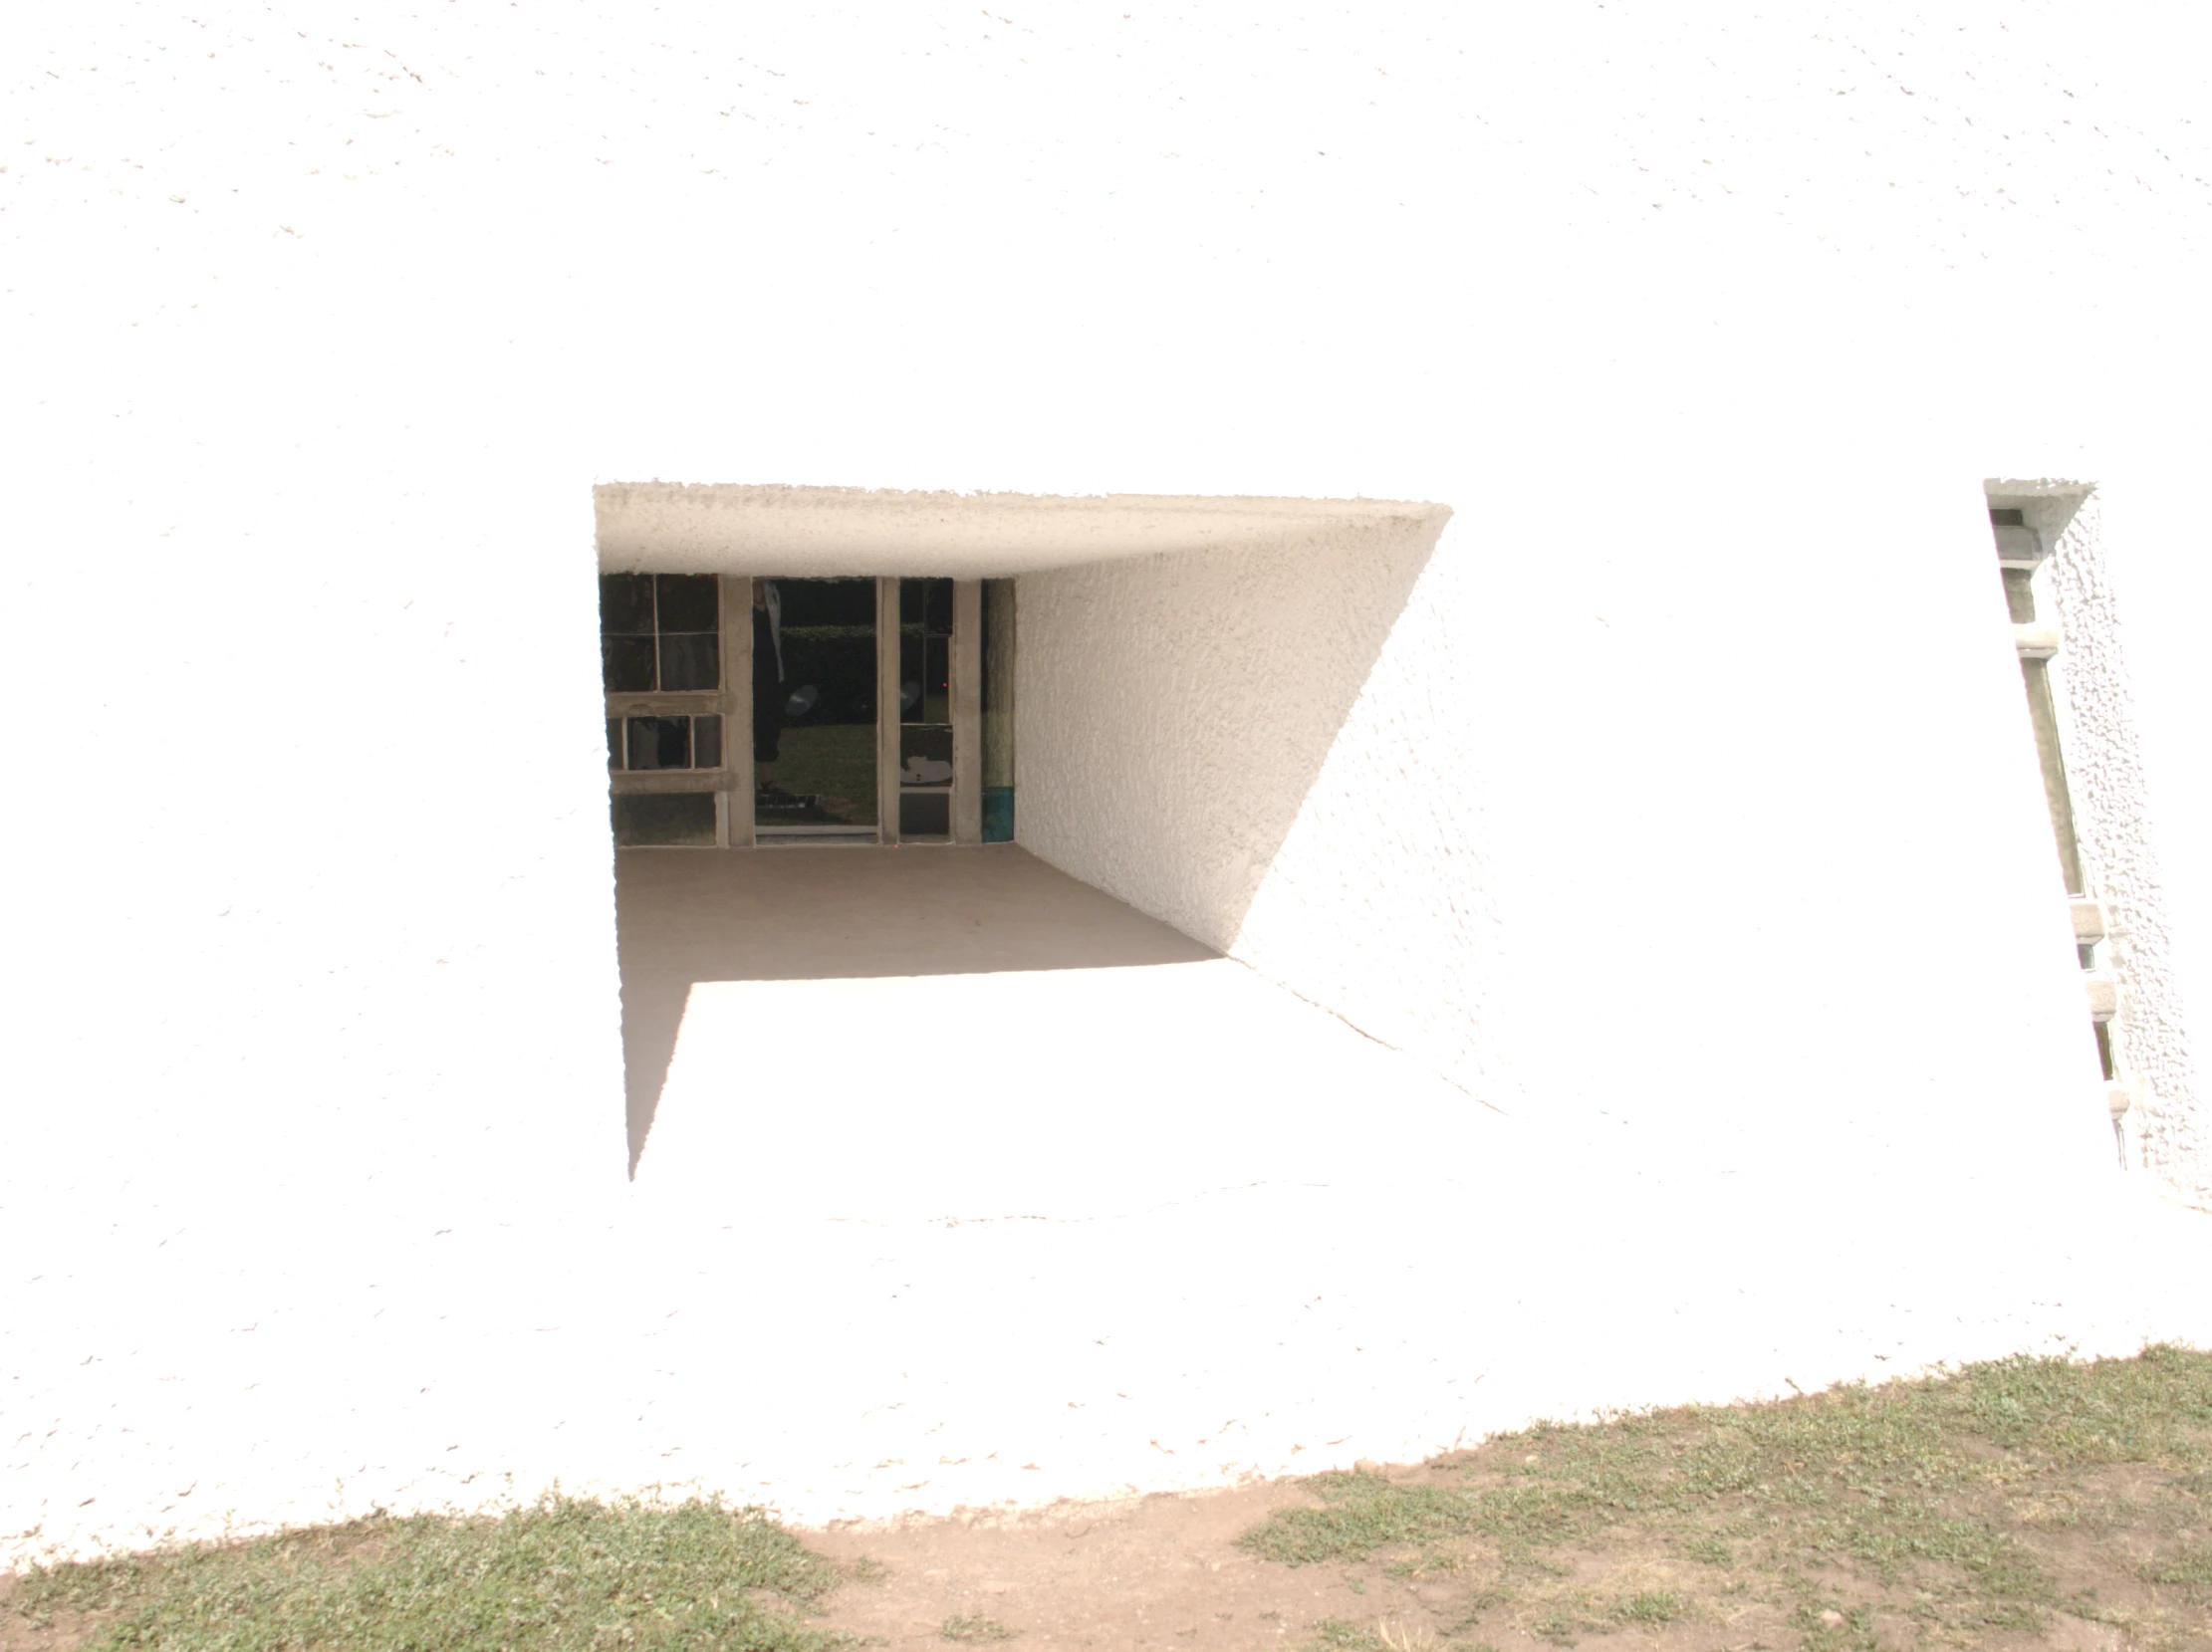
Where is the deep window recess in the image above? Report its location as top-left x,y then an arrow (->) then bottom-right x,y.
1989,497 -> 2125,1154
601,574 -> 720,693
1990,513 -> 2082,897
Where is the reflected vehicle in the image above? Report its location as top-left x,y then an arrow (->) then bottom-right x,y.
755,577 -> 878,834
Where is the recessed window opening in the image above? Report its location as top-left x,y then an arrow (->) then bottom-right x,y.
598,569 -> 1011,851
1986,486 -> 2125,1156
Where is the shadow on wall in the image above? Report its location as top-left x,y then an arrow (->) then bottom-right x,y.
614,844 -> 1216,1174
1013,509 -> 1452,954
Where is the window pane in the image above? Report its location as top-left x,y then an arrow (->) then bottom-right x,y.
606,718 -> 623,771
924,633 -> 950,725
758,577 -> 877,829
982,578 -> 1016,841
626,716 -> 692,771
780,577 -> 876,626
899,724 -> 953,788
655,574 -> 719,634
659,632 -> 720,691
900,790 -> 950,837
693,714 -> 722,769
899,627 -> 923,724
603,635 -> 657,693
612,791 -> 716,846
600,574 -> 655,636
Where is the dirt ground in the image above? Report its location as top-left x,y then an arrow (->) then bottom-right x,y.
796,1463 -> 2154,1652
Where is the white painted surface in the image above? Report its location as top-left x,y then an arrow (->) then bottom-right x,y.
8,0 -> 2212,1563
598,485 -> 1445,579
2037,493 -> 2209,1197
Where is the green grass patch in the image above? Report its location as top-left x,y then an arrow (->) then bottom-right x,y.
1245,1343 -> 2212,1649
6,1493 -> 858,1651
939,1611 -> 1016,1642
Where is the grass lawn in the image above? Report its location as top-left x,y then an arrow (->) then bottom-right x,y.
1242,1343 -> 2212,1652
2,1496 -> 855,1652
6,1346 -> 2209,1651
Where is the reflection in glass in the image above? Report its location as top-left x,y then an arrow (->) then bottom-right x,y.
982,579 -> 1016,841
923,633 -> 950,725
757,578 -> 878,832
626,716 -> 691,771
899,724 -> 953,788
899,578 -> 954,725
898,629 -> 922,723
693,714 -> 722,770
599,574 -> 655,636
654,575 -> 718,633
658,631 -> 719,691
600,573 -> 720,691
602,635 -> 656,693
894,577 -> 957,836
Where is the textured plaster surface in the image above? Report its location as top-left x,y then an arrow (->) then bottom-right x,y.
597,484 -> 1445,579
2034,492 -> 2210,1202
8,850 -> 2212,1568
10,0 -> 2212,1565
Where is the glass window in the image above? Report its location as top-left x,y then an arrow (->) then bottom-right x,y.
899,791 -> 951,837
899,724 -> 953,789
626,716 -> 692,771
611,791 -> 716,846
600,572 -> 719,692
756,578 -> 879,831
599,574 -> 655,636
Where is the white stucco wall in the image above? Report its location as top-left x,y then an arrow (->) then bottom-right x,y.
1016,475 -> 2121,1178
2035,491 -> 2209,1199
9,0 -> 2212,1565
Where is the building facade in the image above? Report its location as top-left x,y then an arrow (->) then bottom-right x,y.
7,1 -> 2212,1565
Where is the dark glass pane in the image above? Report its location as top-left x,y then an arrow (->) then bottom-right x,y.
900,790 -> 951,837
659,632 -> 720,691
603,635 -> 657,693
627,716 -> 692,771
607,719 -> 622,771
899,724 -> 953,788
600,574 -> 655,636
759,577 -> 878,830
611,791 -> 717,847
899,576 -> 925,626
924,633 -> 950,725
779,577 -> 874,627
922,577 -> 953,634
899,628 -> 923,724
693,714 -> 722,770
982,578 -> 1016,794
655,574 -> 719,634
